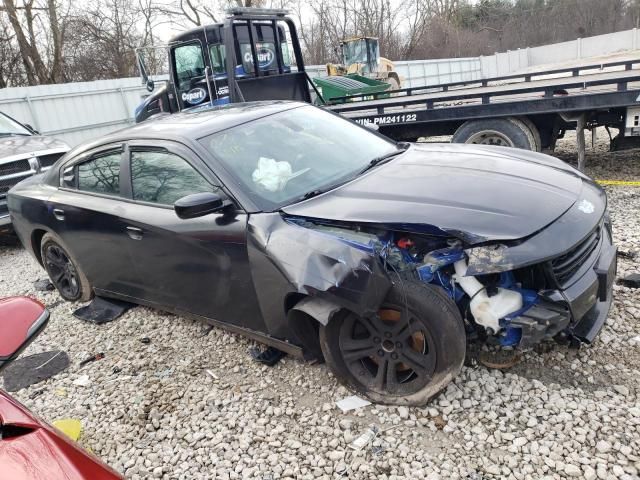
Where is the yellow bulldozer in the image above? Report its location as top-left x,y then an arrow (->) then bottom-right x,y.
326,36 -> 402,89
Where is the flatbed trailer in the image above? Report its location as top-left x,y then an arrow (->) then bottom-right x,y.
323,58 -> 640,158
133,8 -> 640,165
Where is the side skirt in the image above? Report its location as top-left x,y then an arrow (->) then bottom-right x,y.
94,289 -> 305,358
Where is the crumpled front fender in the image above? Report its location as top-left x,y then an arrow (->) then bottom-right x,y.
247,214 -> 391,335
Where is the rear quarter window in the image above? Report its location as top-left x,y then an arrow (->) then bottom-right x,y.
76,152 -> 121,195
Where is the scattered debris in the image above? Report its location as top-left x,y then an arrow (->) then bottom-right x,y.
73,296 -> 134,324
249,346 -> 287,366
371,445 -> 385,456
349,425 -> 379,451
336,395 -> 371,413
479,349 -> 520,369
617,250 -> 636,260
112,366 -> 122,374
29,388 -> 45,399
140,337 -> 151,344
1,350 -> 70,392
630,335 -> 640,344
33,278 -> 54,291
52,418 -> 82,441
73,375 -> 91,387
46,299 -> 65,309
79,352 -> 105,366
201,325 -> 214,336
206,369 -> 219,380
619,273 -> 640,288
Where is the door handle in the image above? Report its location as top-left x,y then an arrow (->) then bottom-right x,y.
52,208 -> 65,221
126,226 -> 143,240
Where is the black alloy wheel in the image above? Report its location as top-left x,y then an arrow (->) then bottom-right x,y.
320,281 -> 466,405
44,243 -> 80,300
40,233 -> 93,302
338,305 -> 437,396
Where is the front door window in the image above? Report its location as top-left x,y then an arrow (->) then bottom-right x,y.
130,150 -> 215,205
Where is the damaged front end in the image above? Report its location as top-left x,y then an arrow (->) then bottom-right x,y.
261,202 -> 615,353
280,217 -> 555,350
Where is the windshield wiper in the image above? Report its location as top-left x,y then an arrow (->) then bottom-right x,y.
300,189 -> 324,200
358,144 -> 409,175
295,144 -> 409,204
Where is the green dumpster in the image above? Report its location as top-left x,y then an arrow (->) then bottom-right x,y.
312,74 -> 391,105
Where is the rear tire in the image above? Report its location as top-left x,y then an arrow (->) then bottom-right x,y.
513,116 -> 542,152
320,282 -> 465,405
452,117 -> 537,151
41,233 -> 93,302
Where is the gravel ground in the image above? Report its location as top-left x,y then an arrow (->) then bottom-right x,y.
1,130 -> 640,480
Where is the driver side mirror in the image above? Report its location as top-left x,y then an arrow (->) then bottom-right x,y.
146,79 -> 155,92
174,192 -> 228,219
0,297 -> 49,373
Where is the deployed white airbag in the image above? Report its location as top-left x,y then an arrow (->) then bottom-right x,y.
252,157 -> 293,192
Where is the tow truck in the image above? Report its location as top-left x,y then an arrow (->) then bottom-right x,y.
136,8 -> 640,161
135,8 -> 314,122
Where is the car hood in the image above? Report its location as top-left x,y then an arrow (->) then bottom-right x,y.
282,143 -> 590,244
0,135 -> 68,159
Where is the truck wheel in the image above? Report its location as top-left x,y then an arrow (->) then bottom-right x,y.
320,282 -> 465,405
513,116 -> 542,152
41,233 -> 93,302
452,117 -> 537,150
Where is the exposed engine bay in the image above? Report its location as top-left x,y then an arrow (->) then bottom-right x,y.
285,217 -> 576,351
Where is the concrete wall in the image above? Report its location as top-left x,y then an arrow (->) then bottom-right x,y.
480,28 -> 640,77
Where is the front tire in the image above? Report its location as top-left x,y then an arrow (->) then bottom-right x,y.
320,282 -> 465,405
41,233 -> 93,302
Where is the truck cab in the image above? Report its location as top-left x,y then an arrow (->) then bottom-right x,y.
135,8 -> 312,123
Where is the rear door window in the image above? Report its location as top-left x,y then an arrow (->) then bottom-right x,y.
130,149 -> 214,205
76,151 -> 121,195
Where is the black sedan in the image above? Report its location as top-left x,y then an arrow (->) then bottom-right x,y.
8,101 -> 616,405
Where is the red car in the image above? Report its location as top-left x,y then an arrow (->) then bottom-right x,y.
0,296 -> 122,479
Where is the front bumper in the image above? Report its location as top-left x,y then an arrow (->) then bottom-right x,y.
512,222 -> 616,348
550,231 -> 617,343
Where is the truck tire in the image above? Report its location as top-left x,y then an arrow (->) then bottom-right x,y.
41,232 -> 93,302
319,281 -> 465,405
513,116 -> 542,152
452,117 -> 537,151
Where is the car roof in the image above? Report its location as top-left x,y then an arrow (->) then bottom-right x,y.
68,101 -> 306,157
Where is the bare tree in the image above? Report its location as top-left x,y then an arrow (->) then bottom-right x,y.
0,0 -> 68,84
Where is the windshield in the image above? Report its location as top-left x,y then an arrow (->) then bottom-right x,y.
342,39 -> 368,66
0,112 -> 31,136
199,106 -> 398,211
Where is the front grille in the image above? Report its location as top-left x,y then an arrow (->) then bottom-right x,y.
0,159 -> 33,198
551,227 -> 600,285
38,152 -> 64,168
0,159 -> 30,176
